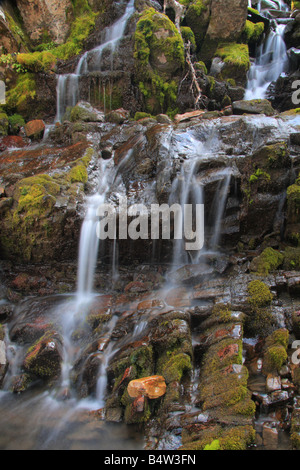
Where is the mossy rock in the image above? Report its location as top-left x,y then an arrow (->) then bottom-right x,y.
134,8 -> 185,115
262,329 -> 289,374
214,42 -> 250,87
241,20 -> 264,45
247,280 -> 273,307
183,0 -> 211,49
250,247 -> 284,276
287,178 -> 300,224
159,352 -> 192,384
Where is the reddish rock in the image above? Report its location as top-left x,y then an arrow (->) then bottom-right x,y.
24,120 -> 45,139
174,110 -> 205,123
127,375 -> 167,399
0,135 -> 28,150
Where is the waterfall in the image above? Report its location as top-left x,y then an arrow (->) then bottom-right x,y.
245,2 -> 290,100
55,0 -> 135,122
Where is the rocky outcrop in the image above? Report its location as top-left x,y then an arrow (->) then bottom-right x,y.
15,0 -> 73,45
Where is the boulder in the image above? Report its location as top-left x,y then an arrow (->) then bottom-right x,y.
24,120 -> 45,140
232,99 -> 276,116
15,0 -> 73,45
127,375 -> 167,399
200,0 -> 248,60
70,101 -> 105,123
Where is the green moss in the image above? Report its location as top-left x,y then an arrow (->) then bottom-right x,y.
264,345 -> 287,373
134,112 -> 153,121
219,426 -> 256,450
247,280 -> 273,307
250,247 -> 284,276
180,26 -> 196,49
8,113 -> 25,134
184,0 -> 210,48
249,168 -> 271,184
5,73 -> 36,115
265,328 -> 289,350
160,352 -> 192,384
129,345 -> 154,378
16,51 -> 57,73
241,20 -> 264,44
283,247 -> 300,270
134,8 -> 185,115
287,179 -> 300,224
215,42 -> 250,70
204,440 -> 221,450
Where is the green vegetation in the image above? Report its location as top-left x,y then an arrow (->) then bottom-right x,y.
215,42 -> 250,70
248,280 -> 273,307
263,329 -> 289,374
5,73 -> 36,114
287,177 -> 300,224
241,20 -> 264,44
250,247 -> 284,276
134,8 -> 185,115
249,168 -> 271,184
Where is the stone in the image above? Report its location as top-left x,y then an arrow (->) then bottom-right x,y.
15,0 -> 73,44
24,120 -> 45,140
127,376 -> 167,399
174,110 -> 205,124
232,99 -> 276,116
70,102 -> 105,123
105,108 -> 130,124
266,374 -> 282,393
200,0 -> 248,60
263,423 -> 278,450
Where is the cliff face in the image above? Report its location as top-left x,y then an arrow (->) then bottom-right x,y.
15,0 -> 73,45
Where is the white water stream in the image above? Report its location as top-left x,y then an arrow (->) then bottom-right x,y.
55,0 -> 135,122
245,1 -> 290,100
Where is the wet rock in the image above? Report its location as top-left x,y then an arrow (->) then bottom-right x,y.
262,423 -> 278,450
105,108 -> 130,124
266,374 -> 282,393
70,101 -> 105,123
128,376 -> 166,399
23,331 -> 63,379
232,99 -> 276,116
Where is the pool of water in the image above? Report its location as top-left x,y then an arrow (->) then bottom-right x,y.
0,390 -> 144,450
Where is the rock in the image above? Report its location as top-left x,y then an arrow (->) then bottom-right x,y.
174,110 -> 205,124
105,108 -> 130,124
200,0 -> 248,60
70,101 -> 105,123
15,0 -> 73,45
290,132 -> 300,146
127,376 -> 167,399
232,99 -> 276,116
0,136 -> 29,150
23,332 -> 63,379
263,423 -> 278,450
156,114 -> 173,124
24,120 -> 45,140
266,374 -> 282,393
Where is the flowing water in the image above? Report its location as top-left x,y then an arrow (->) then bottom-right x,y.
55,0 -> 135,122
245,1 -> 290,100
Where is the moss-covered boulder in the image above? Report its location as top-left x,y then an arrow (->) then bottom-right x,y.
200,0 -> 248,61
23,330 -> 63,379
214,42 -> 250,86
250,248 -> 284,276
183,0 -> 211,50
133,8 -> 185,115
262,329 -> 289,375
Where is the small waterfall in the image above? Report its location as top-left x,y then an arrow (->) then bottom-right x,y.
209,169 -> 232,251
169,158 -> 204,267
55,0 -> 135,122
245,2 -> 290,100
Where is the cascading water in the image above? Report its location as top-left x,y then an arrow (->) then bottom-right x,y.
245,1 -> 290,100
55,0 -> 135,122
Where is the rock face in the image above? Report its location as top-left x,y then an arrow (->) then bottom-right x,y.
200,0 -> 248,60
15,0 -> 73,44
